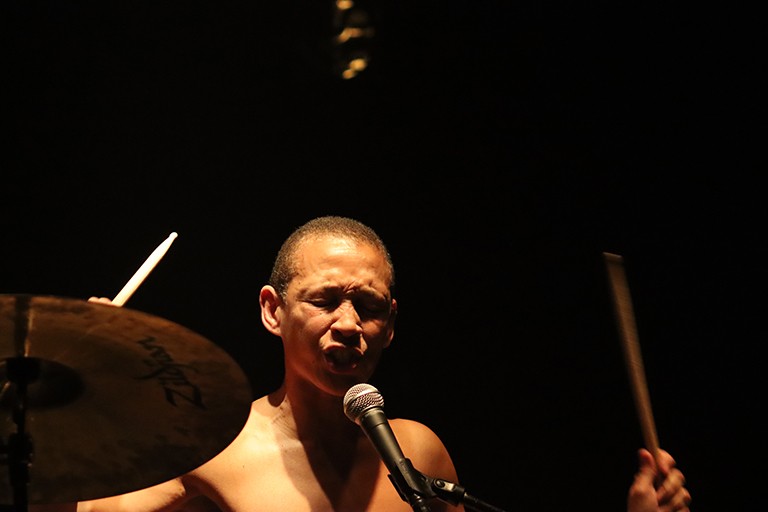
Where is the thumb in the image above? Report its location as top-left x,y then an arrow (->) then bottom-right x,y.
627,449 -> 659,511
636,448 -> 658,481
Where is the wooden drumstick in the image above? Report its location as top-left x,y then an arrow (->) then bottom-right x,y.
603,252 -> 660,461
112,232 -> 178,306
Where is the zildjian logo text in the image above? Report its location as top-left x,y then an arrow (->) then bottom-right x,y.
136,337 -> 205,409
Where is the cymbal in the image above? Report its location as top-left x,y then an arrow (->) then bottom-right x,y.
0,294 -> 253,505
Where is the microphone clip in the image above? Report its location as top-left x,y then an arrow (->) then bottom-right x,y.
391,463 -> 509,512
386,457 -> 434,511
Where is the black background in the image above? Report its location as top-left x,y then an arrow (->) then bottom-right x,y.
2,1 -> 765,510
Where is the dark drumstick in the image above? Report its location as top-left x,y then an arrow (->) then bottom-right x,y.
603,252 -> 660,462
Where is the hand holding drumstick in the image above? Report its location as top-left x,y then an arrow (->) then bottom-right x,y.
604,252 -> 692,511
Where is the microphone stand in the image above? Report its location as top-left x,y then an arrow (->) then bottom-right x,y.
386,457 -> 432,511
423,474 -> 508,512
388,459 -> 508,512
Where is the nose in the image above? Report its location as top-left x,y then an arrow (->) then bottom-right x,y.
331,302 -> 362,336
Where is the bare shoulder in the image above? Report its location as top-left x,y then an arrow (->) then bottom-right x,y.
390,418 -> 459,481
390,418 -> 444,444
186,399 -> 276,476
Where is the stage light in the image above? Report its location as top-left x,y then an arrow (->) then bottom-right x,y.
332,0 -> 374,79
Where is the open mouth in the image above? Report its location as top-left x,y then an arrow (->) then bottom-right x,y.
323,348 -> 362,371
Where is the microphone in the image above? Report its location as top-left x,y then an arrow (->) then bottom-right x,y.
343,383 -> 432,512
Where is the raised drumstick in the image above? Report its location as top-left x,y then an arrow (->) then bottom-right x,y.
603,252 -> 660,461
112,232 -> 178,306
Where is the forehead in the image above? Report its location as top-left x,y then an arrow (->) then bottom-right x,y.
291,236 -> 392,289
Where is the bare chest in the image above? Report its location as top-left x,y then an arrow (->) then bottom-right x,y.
187,433 -> 412,512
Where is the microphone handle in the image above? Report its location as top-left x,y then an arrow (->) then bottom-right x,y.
360,408 -> 432,511
394,482 -> 431,512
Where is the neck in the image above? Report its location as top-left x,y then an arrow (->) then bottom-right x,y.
268,380 -> 363,443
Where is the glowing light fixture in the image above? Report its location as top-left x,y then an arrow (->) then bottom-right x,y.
332,0 -> 374,79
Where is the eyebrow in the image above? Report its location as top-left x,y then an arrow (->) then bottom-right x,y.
301,283 -> 388,299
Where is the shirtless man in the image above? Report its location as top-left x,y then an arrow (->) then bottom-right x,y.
31,216 -> 691,512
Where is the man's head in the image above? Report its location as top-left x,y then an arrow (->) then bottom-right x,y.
260,216 -> 398,394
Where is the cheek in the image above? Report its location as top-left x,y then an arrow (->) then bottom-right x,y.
363,320 -> 394,346
290,308 -> 332,335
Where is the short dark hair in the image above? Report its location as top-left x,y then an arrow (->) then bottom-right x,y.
269,216 -> 395,298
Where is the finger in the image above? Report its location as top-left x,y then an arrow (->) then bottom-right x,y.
655,448 -> 677,475
88,296 -> 116,305
658,468 -> 686,502
670,487 -> 692,510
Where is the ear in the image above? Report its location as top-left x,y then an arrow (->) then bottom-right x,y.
260,285 -> 282,336
383,298 -> 397,348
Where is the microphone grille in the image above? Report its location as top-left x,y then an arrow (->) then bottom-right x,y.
343,383 -> 384,423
